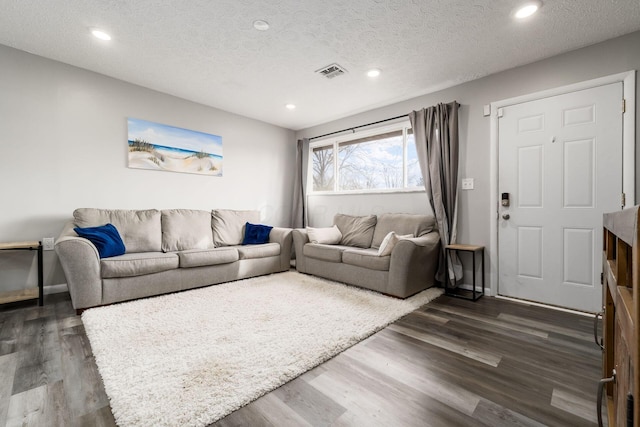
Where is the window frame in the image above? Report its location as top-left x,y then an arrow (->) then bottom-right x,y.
307,120 -> 424,195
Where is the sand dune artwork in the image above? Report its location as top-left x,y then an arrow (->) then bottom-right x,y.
127,118 -> 223,176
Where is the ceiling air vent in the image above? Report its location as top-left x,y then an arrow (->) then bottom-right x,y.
316,63 -> 347,79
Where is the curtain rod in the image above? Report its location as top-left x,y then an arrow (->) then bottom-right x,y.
308,114 -> 408,141
308,103 -> 461,141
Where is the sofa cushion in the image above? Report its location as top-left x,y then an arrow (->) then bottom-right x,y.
303,243 -> 351,263
161,209 -> 214,252
178,247 -> 238,268
334,214 -> 377,248
306,225 -> 342,244
236,243 -> 280,260
101,252 -> 179,278
342,248 -> 391,271
371,213 -> 436,249
74,208 -> 162,253
211,209 -> 260,246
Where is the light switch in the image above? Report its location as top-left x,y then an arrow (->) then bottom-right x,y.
483,105 -> 491,117
462,178 -> 474,190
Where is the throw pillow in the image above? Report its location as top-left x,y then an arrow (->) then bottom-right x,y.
74,223 -> 126,258
377,232 -> 412,257
333,214 -> 377,248
242,222 -> 273,245
306,225 -> 342,244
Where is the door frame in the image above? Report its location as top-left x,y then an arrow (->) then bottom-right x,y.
488,70 -> 636,297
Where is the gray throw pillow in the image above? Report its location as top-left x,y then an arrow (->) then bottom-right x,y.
333,214 -> 377,248
211,209 -> 260,246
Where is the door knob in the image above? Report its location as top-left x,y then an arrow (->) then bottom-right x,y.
502,213 -> 510,220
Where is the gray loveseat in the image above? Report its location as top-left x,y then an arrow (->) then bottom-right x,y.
55,208 -> 292,311
293,213 -> 440,298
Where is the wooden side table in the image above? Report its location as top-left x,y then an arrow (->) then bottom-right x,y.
0,241 -> 43,306
445,244 -> 485,301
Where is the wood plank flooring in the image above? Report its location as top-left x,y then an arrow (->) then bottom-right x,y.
0,291 -> 604,426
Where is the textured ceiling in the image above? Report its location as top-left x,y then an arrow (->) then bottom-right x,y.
1,1 -> 639,130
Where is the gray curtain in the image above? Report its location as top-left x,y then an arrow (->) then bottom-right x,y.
291,138 -> 309,228
409,102 -> 462,285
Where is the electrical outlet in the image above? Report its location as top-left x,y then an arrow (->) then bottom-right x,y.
461,178 -> 474,190
42,237 -> 55,251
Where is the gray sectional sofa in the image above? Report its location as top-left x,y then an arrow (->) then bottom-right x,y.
293,213 -> 440,298
55,208 -> 292,311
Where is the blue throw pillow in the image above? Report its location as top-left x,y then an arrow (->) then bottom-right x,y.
74,223 -> 126,258
242,222 -> 273,245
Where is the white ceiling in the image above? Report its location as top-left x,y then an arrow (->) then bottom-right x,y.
1,1 -> 639,130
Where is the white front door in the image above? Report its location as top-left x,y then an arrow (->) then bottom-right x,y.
498,83 -> 623,312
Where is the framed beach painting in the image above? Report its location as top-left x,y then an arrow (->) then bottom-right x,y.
127,118 -> 223,176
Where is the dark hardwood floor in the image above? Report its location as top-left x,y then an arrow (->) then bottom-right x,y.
0,291 -> 603,426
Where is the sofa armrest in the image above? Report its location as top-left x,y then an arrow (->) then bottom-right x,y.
55,221 -> 103,310
269,227 -> 293,271
387,231 -> 440,297
292,229 -> 309,273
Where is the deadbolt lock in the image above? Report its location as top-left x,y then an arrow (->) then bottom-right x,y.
501,192 -> 510,207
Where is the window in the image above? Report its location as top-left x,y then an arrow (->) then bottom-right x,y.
310,122 -> 422,193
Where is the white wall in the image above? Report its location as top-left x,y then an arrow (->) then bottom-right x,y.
297,31 -> 640,289
0,45 -> 295,292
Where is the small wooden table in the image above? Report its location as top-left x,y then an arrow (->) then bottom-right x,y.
444,244 -> 485,301
0,241 -> 43,306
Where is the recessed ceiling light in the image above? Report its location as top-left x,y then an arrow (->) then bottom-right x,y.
285,104 -> 296,110
91,28 -> 111,41
253,20 -> 270,31
514,1 -> 541,19
367,69 -> 382,78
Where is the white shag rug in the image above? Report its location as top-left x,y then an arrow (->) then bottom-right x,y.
82,271 -> 443,427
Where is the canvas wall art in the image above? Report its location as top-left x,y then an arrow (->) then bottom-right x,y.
127,118 -> 223,176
